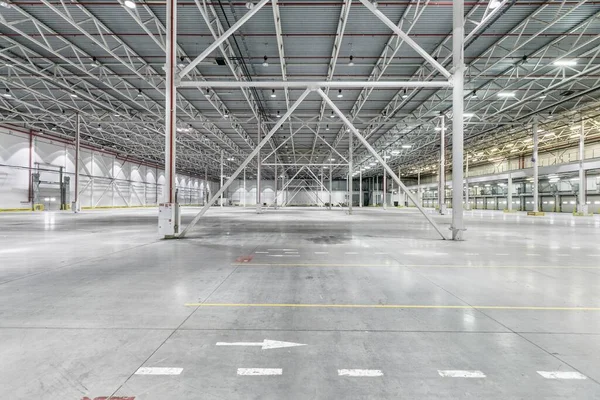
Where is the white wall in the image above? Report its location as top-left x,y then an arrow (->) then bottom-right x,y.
0,126 -> 218,209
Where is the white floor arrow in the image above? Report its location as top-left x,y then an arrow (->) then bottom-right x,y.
216,339 -> 306,350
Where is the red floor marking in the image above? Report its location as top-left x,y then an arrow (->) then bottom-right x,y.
235,255 -> 254,263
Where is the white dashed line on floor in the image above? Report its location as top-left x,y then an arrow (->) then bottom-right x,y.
237,368 -> 282,376
537,371 -> 587,380
135,367 -> 183,375
338,369 -> 383,377
438,370 -> 486,378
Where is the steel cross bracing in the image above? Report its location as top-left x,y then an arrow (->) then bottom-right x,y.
354,0 -> 600,177
0,36 -> 221,175
193,0 -> 284,171
309,0 -> 352,164
0,1 -> 241,178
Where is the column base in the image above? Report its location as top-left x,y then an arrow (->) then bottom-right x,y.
158,203 -> 181,238
71,201 -> 81,213
527,211 -> 545,216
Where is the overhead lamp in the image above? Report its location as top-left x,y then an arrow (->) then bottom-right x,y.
330,111 -> 336,118
402,144 -> 412,149
401,89 -> 408,99
223,111 -> 229,119
326,124 -> 330,131
137,89 -> 142,98
204,88 -> 211,98
276,110 -> 281,118
3,88 -> 11,98
463,113 -> 474,118
97,124 -> 103,131
383,155 -> 391,159
123,0 -> 136,9
337,89 -> 343,98
470,91 -> 478,99
434,127 -> 442,131
90,57 -> 98,67
262,55 -> 269,67
365,166 -> 371,170
538,95 -> 547,99
270,89 -> 277,98
348,55 -> 354,67
0,1 -> 12,9
489,0 -> 501,9
70,93 -> 78,98
553,59 -> 577,66
391,150 -> 400,155
330,158 -> 335,161
177,56 -> 186,68
369,162 -> 376,166
497,92 -> 516,98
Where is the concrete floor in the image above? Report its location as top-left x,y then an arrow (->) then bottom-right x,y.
1,207 -> 599,399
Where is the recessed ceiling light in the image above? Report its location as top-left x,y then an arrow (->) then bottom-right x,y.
124,0 -> 136,9
553,59 -> 577,66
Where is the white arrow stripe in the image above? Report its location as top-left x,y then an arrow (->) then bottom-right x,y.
238,368 -> 282,376
438,370 -> 486,378
135,367 -> 183,375
338,369 -> 383,377
216,341 -> 262,347
537,371 -> 587,380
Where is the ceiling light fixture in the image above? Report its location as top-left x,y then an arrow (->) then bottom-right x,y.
90,57 -> 98,67
348,55 -> 354,67
124,0 -> 136,9
337,89 -> 343,98
137,89 -> 142,98
497,92 -> 516,98
330,111 -> 336,118
463,113 -> 474,118
3,88 -> 11,98
489,0 -> 501,9
553,59 -> 577,66
270,89 -> 276,98
276,110 -> 281,118
470,90 -> 478,99
0,1 -> 12,9
204,88 -> 211,98
402,144 -> 412,149
223,111 -> 229,119
434,127 -> 441,131
402,89 -> 408,99
262,55 -> 269,67
70,93 -> 78,98
326,124 -> 330,131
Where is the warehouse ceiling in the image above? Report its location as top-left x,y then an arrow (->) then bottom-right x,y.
1,0 -> 599,181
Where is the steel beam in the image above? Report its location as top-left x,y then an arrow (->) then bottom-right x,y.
451,0 -> 465,240
178,81 -> 452,89
178,88 -> 312,238
317,89 -> 447,240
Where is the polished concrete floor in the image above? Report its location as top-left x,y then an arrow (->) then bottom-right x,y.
1,206 -> 599,399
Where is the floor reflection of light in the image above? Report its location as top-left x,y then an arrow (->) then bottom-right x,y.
44,212 -> 56,230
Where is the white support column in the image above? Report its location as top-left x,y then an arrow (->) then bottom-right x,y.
159,0 -> 180,238
417,170 -> 421,207
383,159 -> 387,210
329,167 -> 333,209
256,116 -> 262,214
220,150 -> 224,207
359,169 -> 363,207
376,175 -> 379,205
533,118 -> 539,213
439,115 -> 446,214
578,116 -> 587,214
274,156 -> 278,210
348,132 -> 353,215
73,113 -> 81,213
507,173 -> 513,211
464,153 -> 470,210
243,167 -> 246,207
451,0 -> 465,240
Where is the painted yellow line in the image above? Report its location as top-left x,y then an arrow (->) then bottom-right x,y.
231,263 -> 600,269
184,303 -> 600,311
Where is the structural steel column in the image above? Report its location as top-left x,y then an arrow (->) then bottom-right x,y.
533,118 -> 539,213
220,150 -> 224,207
578,116 -> 587,214
507,173 -> 513,211
439,115 -> 446,214
348,132 -> 353,214
376,175 -> 379,205
243,168 -> 246,207
451,0 -> 465,239
256,116 -> 262,213
275,157 -> 278,209
329,168 -> 332,209
73,113 -> 81,213
464,154 -> 470,210
417,171 -> 421,207
359,170 -> 363,207
383,161 -> 387,210
398,166 -> 402,206
165,0 -> 177,205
